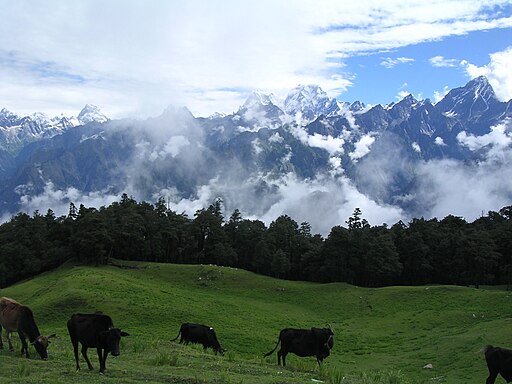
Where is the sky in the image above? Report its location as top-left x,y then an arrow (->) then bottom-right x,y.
1,0 -> 512,119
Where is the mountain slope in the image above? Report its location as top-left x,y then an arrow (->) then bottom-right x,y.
0,77 -> 511,228
0,261 -> 509,383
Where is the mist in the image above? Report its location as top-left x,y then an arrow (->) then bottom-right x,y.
10,110 -> 512,236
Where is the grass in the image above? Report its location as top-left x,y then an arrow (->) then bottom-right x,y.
0,260 -> 511,383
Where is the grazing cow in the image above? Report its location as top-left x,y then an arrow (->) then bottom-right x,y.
67,313 -> 129,374
171,323 -> 225,354
264,327 -> 334,366
482,345 -> 512,384
0,297 -> 55,360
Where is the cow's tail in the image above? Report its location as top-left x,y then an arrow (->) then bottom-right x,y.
480,345 -> 494,354
170,329 -> 181,342
263,334 -> 281,358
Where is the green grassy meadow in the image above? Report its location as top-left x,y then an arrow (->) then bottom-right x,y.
0,260 -> 511,384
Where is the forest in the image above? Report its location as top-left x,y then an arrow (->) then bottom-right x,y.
1,193 -> 511,289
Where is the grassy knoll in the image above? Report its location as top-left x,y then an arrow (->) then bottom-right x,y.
0,260 -> 511,383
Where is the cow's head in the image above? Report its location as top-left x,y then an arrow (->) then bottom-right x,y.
31,333 -> 56,360
100,327 -> 129,356
215,346 -> 226,355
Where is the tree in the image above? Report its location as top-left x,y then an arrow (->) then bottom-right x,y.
271,249 -> 291,278
267,215 -> 301,279
364,228 -> 402,286
73,210 -> 111,266
346,208 -> 369,231
322,226 -> 354,283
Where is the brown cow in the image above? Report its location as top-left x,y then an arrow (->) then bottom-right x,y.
0,297 -> 55,359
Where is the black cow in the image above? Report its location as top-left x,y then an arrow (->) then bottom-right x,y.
171,323 -> 225,354
67,313 -> 129,374
264,327 -> 334,366
483,345 -> 512,383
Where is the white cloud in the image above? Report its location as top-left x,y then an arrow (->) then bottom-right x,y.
414,155 -> 512,221
1,1 -> 511,117
151,136 -> 190,160
412,142 -> 421,153
380,57 -> 415,69
16,181 -> 119,218
462,46 -> 512,101
433,86 -> 450,103
434,136 -> 446,146
429,55 -> 459,67
308,133 -> 345,155
457,120 -> 512,160
350,134 -> 376,161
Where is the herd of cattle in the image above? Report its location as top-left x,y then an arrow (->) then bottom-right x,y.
0,296 -> 510,383
0,297 -> 334,374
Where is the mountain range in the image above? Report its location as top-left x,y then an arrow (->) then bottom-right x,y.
1,76 -> 511,232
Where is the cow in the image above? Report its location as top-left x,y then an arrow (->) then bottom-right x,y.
482,345 -> 512,384
264,327 -> 334,367
171,323 -> 225,354
0,297 -> 55,360
67,313 -> 129,374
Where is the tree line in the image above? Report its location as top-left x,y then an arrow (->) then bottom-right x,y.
1,194 -> 511,289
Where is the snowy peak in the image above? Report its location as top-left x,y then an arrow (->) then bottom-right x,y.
237,91 -> 284,125
241,91 -> 277,110
0,108 -> 19,126
436,75 -> 499,121
0,104 -> 109,153
77,104 -> 108,125
284,84 -> 340,121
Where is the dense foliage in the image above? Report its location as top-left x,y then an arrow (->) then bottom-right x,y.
1,194 -> 511,289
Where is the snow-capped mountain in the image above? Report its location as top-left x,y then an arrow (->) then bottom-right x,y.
283,84 -> 341,121
0,105 -> 108,153
77,104 -> 109,125
237,91 -> 284,126
0,76 -> 511,225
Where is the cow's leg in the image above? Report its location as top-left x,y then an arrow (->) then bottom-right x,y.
18,332 -> 28,358
486,367 -> 498,384
0,325 -> 3,349
97,348 -> 108,374
71,340 -> 80,371
277,349 -> 285,366
81,345 -> 94,370
6,330 -> 14,352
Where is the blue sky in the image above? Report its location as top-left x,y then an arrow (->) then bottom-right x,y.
341,28 -> 512,105
0,0 -> 511,118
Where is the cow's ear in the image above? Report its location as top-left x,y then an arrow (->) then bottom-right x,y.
120,331 -> 130,337
48,334 -> 57,339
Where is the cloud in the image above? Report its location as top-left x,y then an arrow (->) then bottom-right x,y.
380,57 -> 415,69
457,119 -> 512,160
350,134 -> 376,161
307,133 -> 345,155
462,46 -> 512,101
429,55 -> 459,67
433,85 -> 450,103
16,181 -> 119,218
414,154 -> 512,221
1,1 -> 511,117
434,136 -> 446,146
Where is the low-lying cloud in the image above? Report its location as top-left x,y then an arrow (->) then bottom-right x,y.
9,109 -> 512,236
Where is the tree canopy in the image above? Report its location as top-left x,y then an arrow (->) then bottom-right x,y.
1,198 -> 511,290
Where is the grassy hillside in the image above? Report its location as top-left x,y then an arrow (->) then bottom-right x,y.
0,260 -> 511,384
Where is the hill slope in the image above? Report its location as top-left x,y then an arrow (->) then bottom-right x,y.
1,261 -> 511,383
